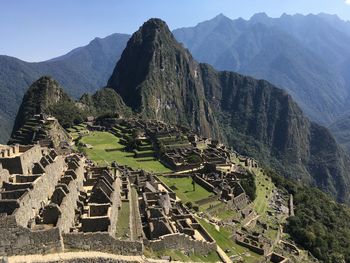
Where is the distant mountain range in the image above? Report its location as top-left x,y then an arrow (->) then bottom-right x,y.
2,13 -> 350,151
13,18 -> 350,205
174,13 -> 350,124
0,33 -> 129,142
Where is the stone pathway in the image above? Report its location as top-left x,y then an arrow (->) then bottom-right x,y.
216,246 -> 232,263
6,252 -> 145,263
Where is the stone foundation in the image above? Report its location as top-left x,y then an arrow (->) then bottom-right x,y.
148,233 -> 216,255
63,233 -> 143,255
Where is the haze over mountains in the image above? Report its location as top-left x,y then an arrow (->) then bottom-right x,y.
0,33 -> 129,142
2,12 -> 350,149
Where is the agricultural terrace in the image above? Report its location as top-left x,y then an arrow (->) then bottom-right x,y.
158,176 -> 214,206
75,130 -> 170,173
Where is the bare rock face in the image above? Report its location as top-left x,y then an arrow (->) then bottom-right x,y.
107,19 -> 220,139
108,18 -> 350,204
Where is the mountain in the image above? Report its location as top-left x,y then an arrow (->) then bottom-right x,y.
108,18 -> 350,204
107,19 -> 220,138
173,13 -> 350,128
329,113 -> 350,153
11,76 -> 131,136
0,33 -> 129,143
11,76 -> 85,133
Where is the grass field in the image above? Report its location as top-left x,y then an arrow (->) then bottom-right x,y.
206,203 -> 239,220
253,168 -> 275,215
196,217 -> 262,261
144,248 -> 221,262
79,131 -> 170,173
158,176 -> 213,204
116,201 -> 130,239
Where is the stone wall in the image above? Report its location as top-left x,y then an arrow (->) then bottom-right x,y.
37,258 -> 140,263
0,215 -> 62,256
56,156 -> 85,233
14,156 -> 66,227
235,239 -> 266,255
0,144 -> 42,175
130,187 -> 143,241
195,195 -> 218,206
148,233 -> 216,255
193,175 -> 215,193
56,176 -> 81,233
0,165 -> 10,187
109,177 -> 122,236
63,233 -> 143,256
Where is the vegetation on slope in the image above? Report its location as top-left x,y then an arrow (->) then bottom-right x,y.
268,169 -> 350,262
0,33 -> 129,143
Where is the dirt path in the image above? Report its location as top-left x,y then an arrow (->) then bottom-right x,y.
216,246 -> 232,263
6,251 -> 146,263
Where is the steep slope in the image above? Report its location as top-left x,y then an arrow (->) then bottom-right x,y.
12,76 -> 131,137
11,76 -> 82,134
173,13 -> 350,126
329,113 -> 350,153
108,19 -> 220,138
0,33 -> 129,143
108,18 -> 350,204
79,87 -> 132,117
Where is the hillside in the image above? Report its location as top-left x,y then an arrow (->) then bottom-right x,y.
0,33 -> 129,143
107,18 -> 350,204
173,13 -> 350,127
10,76 -> 132,146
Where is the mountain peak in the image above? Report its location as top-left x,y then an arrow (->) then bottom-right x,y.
211,13 -> 232,24
33,75 -> 60,87
107,18 -> 185,109
11,76 -> 71,135
137,18 -> 172,39
250,12 -> 271,24
107,19 -> 217,137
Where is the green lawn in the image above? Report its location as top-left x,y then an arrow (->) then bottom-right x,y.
158,176 -> 213,204
144,248 -> 221,262
79,131 -> 170,173
253,169 -> 275,215
116,201 -> 130,239
206,203 -> 238,221
197,217 -> 262,261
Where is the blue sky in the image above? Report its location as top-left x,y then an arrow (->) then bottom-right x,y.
0,0 -> 349,62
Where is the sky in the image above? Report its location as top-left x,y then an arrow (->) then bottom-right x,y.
0,0 -> 350,62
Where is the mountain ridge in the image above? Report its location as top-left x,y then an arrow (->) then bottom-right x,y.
106,18 -> 350,204
0,33 -> 129,143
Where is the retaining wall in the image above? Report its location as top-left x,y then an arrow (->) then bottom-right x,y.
63,232 -> 143,256
148,233 -> 216,255
0,214 -> 62,256
14,156 -> 66,227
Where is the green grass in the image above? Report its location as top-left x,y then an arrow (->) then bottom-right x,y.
158,176 -> 213,204
196,217 -> 263,261
207,203 -> 238,220
253,169 -> 275,215
144,248 -> 221,262
79,131 -> 170,173
116,201 -> 130,239
196,217 -> 236,256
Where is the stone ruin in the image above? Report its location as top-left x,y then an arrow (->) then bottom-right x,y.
120,166 -> 217,255
0,144 -> 143,257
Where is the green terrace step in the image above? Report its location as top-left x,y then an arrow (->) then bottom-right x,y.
163,143 -> 191,149
137,145 -> 154,151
